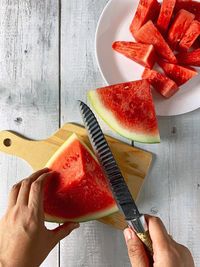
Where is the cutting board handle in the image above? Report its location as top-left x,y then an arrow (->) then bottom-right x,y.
0,130 -> 60,170
0,130 -> 33,160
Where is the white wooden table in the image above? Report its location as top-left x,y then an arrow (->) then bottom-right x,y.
0,0 -> 200,266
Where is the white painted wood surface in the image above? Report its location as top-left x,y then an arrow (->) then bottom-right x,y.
0,1 -> 59,266
137,112 -> 200,267
0,0 -> 200,266
60,1 -> 131,266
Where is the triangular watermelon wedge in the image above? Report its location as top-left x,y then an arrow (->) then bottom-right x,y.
44,134 -> 118,223
112,41 -> 156,68
157,59 -> 198,86
88,80 -> 160,144
135,20 -> 177,63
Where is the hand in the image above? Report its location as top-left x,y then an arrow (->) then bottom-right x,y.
0,168 -> 79,267
124,216 -> 194,267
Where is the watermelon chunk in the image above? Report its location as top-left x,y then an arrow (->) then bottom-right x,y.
175,1 -> 200,22
142,68 -> 179,98
157,0 -> 176,33
88,80 -> 160,144
112,41 -> 156,68
135,20 -> 177,63
130,0 -> 160,38
176,48 -> 200,66
168,9 -> 195,50
179,20 -> 200,50
157,59 -> 198,86
44,134 -> 118,222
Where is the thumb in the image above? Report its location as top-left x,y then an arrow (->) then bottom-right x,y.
52,222 -> 80,244
124,228 -> 149,267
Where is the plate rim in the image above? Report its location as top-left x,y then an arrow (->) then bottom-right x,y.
94,0 -> 200,117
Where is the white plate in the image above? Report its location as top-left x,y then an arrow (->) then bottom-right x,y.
95,0 -> 200,116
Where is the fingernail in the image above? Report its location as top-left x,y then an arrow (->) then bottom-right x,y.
124,228 -> 133,242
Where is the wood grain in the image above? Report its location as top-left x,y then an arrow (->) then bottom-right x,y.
60,0 -> 135,266
0,1 -> 59,266
136,113 -> 200,266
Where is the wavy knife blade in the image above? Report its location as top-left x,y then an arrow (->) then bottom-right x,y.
78,101 -> 153,254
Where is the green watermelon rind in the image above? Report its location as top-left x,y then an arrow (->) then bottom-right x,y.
45,133 -> 118,223
88,91 -> 160,144
45,205 -> 118,223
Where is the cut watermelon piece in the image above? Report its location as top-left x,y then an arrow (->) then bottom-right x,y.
135,21 -> 177,63
179,20 -> 200,50
175,1 -> 200,22
157,0 -> 176,33
130,0 -> 160,38
112,41 -> 156,68
168,9 -> 195,50
88,80 -> 160,143
142,68 -> 179,98
157,59 -> 198,86
176,48 -> 200,66
44,134 -> 118,222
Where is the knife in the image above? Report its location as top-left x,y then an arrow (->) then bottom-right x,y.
79,101 -> 153,254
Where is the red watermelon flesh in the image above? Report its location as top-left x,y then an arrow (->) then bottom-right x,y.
179,20 -> 200,50
112,41 -> 156,68
44,134 -> 118,222
142,68 -> 179,98
130,0 -> 160,38
175,1 -> 200,22
135,20 -> 177,63
168,9 -> 195,50
157,59 -> 198,86
88,80 -> 160,143
176,48 -> 200,66
157,0 -> 176,33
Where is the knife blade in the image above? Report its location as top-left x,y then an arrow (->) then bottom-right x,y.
79,101 -> 153,254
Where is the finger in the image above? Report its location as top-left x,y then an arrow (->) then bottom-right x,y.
51,222 -> 80,245
147,216 -> 170,250
16,168 -> 49,206
124,228 -> 149,267
8,182 -> 22,208
28,171 -> 55,213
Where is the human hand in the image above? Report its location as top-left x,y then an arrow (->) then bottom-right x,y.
124,216 -> 194,267
0,168 -> 79,267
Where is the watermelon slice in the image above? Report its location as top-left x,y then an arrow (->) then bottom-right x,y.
175,1 -> 200,22
112,41 -> 156,68
176,48 -> 200,66
135,20 -> 177,63
88,80 -> 160,143
157,59 -> 198,86
130,0 -> 160,38
179,20 -> 200,50
168,9 -> 195,50
142,68 -> 179,98
157,0 -> 176,33
44,134 -> 118,222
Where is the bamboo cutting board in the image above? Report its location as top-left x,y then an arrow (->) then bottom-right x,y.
0,123 -> 152,230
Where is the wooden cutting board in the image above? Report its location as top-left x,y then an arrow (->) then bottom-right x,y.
0,123 -> 152,230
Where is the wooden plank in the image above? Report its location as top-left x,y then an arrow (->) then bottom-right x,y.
136,112 -> 200,266
0,1 -> 59,266
60,0 -> 134,266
